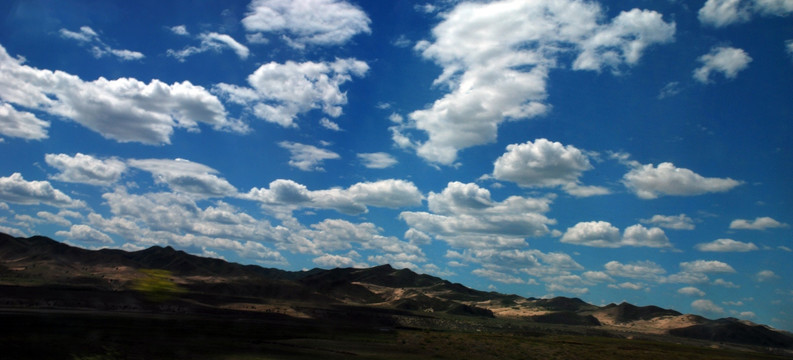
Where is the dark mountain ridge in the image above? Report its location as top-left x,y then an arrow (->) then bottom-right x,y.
2,232 -> 792,350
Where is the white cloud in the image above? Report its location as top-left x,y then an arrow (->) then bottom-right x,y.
401,182 -> 554,248
492,139 -> 608,196
45,153 -> 126,186
55,224 -> 113,244
698,0 -> 793,27
168,32 -> 250,61
713,278 -> 740,288
604,260 -> 667,281
680,260 -> 736,274
450,248 -> 582,283
693,46 -> 752,83
691,299 -> 724,314
357,152 -> 398,169
641,214 -> 695,230
0,173 -> 85,208
607,282 -> 646,291
278,142 -> 340,171
128,158 -> 237,197
215,58 -> 368,128
245,178 -> 423,216
561,222 -> 670,248
402,0 -> 674,164
0,44 -> 245,144
59,26 -> 144,61
755,269 -> 779,282
698,0 -> 753,27
472,268 -> 527,284
241,0 -> 371,48
622,162 -> 742,199
582,271 -> 614,283
313,252 -> 367,268
294,219 -> 424,258
729,216 -> 789,230
787,39 -> 793,58
561,221 -> 620,247
678,286 -> 706,297
170,25 -> 189,36
319,118 -> 341,131
695,238 -> 759,252
0,102 -> 49,140
37,210 -> 78,227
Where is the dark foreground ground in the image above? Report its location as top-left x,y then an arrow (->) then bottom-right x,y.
2,308 -> 790,360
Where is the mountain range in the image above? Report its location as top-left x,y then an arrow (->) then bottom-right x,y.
2,232 -> 792,353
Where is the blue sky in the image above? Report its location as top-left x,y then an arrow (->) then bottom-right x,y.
1,0 -> 792,330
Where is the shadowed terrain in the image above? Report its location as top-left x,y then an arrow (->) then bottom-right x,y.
1,233 -> 792,359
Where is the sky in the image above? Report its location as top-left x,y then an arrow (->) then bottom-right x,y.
0,0 -> 792,330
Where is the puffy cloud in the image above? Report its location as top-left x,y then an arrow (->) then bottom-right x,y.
246,178 -> 422,215
621,224 -> 672,248
678,286 -> 706,297
278,142 -> 340,171
641,214 -> 695,230
582,271 -> 614,283
561,222 -> 670,248
492,139 -> 608,196
128,158 -> 237,197
698,0 -> 793,27
401,182 -> 553,248
59,26 -> 144,61
0,173 -> 85,208
55,224 -> 113,244
357,152 -> 398,169
472,268 -> 528,284
604,260 -> 666,281
713,278 -> 740,288
293,219 -> 424,258
622,162 -> 742,199
561,221 -> 620,247
450,248 -> 582,284
170,25 -> 189,36
45,153 -> 126,186
693,46 -> 752,83
680,260 -> 736,274
698,0 -> 752,27
313,252 -> 367,268
607,282 -> 646,291
691,299 -> 724,314
755,270 -> 779,282
0,44 -> 245,144
216,59 -> 368,128
241,0 -> 371,48
695,238 -> 758,252
167,32 -> 249,61
319,118 -> 341,131
0,102 -> 49,140
401,0 -> 674,164
729,216 -> 789,230
787,39 -> 793,58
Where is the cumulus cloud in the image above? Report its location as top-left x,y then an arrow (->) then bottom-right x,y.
450,248 -> 582,286
45,153 -> 126,186
691,299 -> 724,314
400,0 -> 674,164
59,26 -> 144,61
170,25 -> 189,36
292,219 -> 424,259
695,238 -> 758,252
0,44 -> 245,144
641,214 -> 695,230
678,286 -> 706,297
604,260 -> 667,281
56,224 -> 113,244
278,142 -> 340,171
492,139 -> 608,196
755,269 -> 779,282
729,216 -> 789,230
698,0 -> 793,27
0,102 -> 49,140
357,152 -> 398,169
561,222 -> 670,248
319,118 -> 341,131
0,173 -> 85,208
693,46 -> 752,83
242,0 -> 371,48
313,251 -> 367,268
245,178 -> 423,216
679,260 -> 736,274
472,268 -> 528,284
128,158 -> 237,197
622,162 -> 742,199
401,182 -> 554,248
167,32 -> 250,61
215,58 -> 368,128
